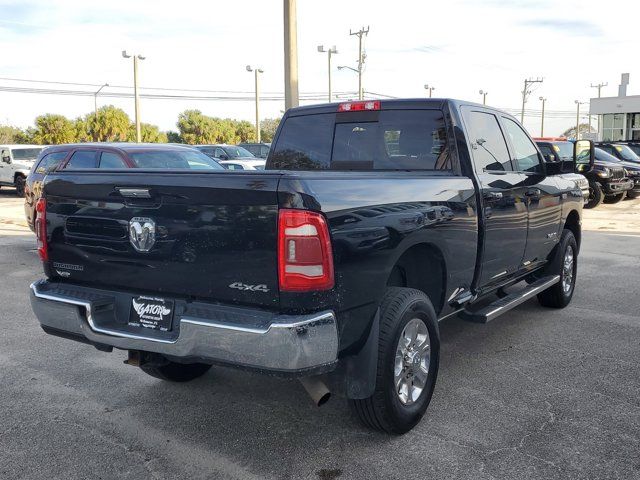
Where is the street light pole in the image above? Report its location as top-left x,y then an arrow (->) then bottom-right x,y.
283,0 -> 299,109
247,65 -> 264,142
479,89 -> 488,105
122,51 -> 145,143
350,26 -> 369,100
539,97 -> 546,137
318,45 -> 338,102
424,84 -> 435,98
94,83 -> 109,117
590,82 -> 607,135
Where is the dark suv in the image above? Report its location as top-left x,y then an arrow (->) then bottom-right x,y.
596,143 -> 640,164
238,142 -> 271,159
594,148 -> 640,199
536,139 -> 631,208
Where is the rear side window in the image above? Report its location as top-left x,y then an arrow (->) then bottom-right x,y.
129,150 -> 224,169
502,117 -> 543,173
36,151 -> 68,173
270,110 -> 450,171
65,150 -> 98,169
99,152 -> 127,169
465,111 -> 512,172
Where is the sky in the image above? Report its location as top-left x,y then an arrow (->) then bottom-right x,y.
0,0 -> 637,136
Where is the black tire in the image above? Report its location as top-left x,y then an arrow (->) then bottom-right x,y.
140,361 -> 212,382
14,175 -> 25,197
603,192 -> 626,204
584,181 -> 604,209
349,287 -> 440,434
627,190 -> 640,199
537,229 -> 577,309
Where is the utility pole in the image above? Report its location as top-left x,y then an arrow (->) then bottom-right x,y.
122,51 -> 145,143
590,82 -> 607,134
479,89 -> 488,105
247,66 -> 264,142
424,84 -> 435,98
283,0 -> 299,109
317,45 -> 338,102
94,83 -> 109,117
590,82 -> 608,98
539,97 -> 547,137
350,26 -> 369,100
575,100 -> 587,140
520,77 -> 543,124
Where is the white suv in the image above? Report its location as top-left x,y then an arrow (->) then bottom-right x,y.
0,145 -> 45,196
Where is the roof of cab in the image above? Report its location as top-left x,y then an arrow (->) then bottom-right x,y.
40,142 -> 197,153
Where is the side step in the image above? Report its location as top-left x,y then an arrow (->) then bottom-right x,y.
460,275 -> 560,324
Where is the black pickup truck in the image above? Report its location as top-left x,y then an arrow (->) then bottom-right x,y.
30,99 -> 594,434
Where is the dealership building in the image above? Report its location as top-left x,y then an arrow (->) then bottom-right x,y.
589,74 -> 640,141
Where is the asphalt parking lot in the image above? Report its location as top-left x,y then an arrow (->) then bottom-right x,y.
0,189 -> 639,480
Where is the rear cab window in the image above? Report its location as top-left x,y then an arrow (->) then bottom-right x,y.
65,150 -> 98,169
269,109 -> 451,171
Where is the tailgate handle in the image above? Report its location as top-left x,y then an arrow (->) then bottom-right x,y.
117,188 -> 151,199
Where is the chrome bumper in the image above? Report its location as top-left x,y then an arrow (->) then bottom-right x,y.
30,280 -> 338,374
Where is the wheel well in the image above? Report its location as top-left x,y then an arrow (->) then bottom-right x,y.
386,243 -> 446,315
564,210 -> 581,251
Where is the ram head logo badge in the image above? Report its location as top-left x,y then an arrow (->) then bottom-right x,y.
129,217 -> 156,252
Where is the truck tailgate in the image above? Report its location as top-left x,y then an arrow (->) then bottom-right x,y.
43,171 -> 282,309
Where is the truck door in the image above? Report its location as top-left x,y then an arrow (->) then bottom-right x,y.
501,116 -> 562,268
461,107 -> 528,287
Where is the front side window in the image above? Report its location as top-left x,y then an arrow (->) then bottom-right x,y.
502,117 -> 543,173
65,150 -> 98,169
36,151 -> 68,173
465,111 -> 512,172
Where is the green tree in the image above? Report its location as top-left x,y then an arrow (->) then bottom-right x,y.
260,117 -> 281,143
87,105 -> 131,142
166,131 -> 182,143
235,120 -> 256,143
73,117 -> 91,142
127,123 -> 168,143
30,114 -> 76,144
177,110 -> 218,144
561,123 -> 595,140
0,125 -> 29,144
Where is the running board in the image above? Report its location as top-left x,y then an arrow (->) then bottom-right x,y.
460,275 -> 560,323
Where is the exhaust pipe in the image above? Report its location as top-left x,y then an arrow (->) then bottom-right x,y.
299,376 -> 331,407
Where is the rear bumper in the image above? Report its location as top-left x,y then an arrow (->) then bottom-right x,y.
30,280 -> 338,375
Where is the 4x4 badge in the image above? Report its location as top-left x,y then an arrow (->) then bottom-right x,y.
129,217 -> 156,252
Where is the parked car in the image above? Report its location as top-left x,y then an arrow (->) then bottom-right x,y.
615,141 -> 640,158
594,147 -> 640,200
535,140 -> 630,208
596,142 -> 640,164
238,142 -> 271,159
24,143 -> 222,231
219,159 -> 266,170
534,139 -> 589,203
0,144 -> 45,196
192,144 -> 256,161
29,99 -> 593,434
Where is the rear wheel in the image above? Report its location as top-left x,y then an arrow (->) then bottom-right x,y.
14,175 -> 25,197
140,361 -> 212,382
537,229 -> 577,308
350,287 -> 440,434
584,181 -> 604,209
603,192 -> 626,204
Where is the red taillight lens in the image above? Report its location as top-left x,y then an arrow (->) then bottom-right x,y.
278,209 -> 334,292
35,198 -> 48,262
337,100 -> 380,112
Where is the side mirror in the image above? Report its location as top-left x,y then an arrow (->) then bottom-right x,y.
543,153 -> 556,163
574,139 -> 594,173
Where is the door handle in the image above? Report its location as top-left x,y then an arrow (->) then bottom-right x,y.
483,191 -> 503,201
525,188 -> 541,197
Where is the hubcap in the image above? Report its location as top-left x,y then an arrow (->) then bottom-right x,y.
562,247 -> 574,294
394,318 -> 431,405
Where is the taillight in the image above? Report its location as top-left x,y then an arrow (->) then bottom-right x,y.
337,100 -> 380,112
35,198 -> 48,261
278,209 -> 334,291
